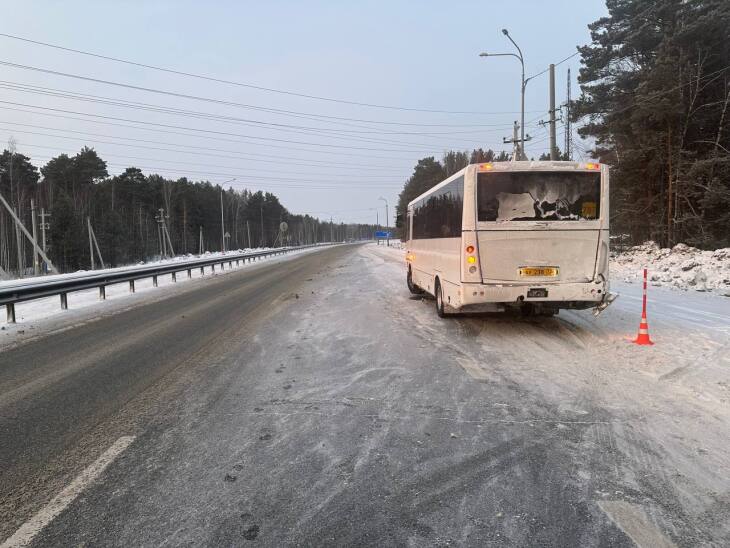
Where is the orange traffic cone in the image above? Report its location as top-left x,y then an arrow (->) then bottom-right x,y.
633,268 -> 654,345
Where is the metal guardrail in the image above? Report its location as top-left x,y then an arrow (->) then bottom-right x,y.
1,244 -> 332,323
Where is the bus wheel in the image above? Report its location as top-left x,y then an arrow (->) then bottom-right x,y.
407,268 -> 423,295
435,279 -> 447,318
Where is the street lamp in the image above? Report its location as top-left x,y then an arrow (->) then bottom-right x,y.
378,196 -> 389,246
479,28 -> 530,160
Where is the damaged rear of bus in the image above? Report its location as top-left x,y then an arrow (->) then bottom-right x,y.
461,160 -> 614,315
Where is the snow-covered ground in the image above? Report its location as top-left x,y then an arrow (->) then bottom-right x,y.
0,246 -> 294,291
0,246 -> 330,345
612,241 -> 730,295
373,240 -> 729,405
364,242 -> 730,542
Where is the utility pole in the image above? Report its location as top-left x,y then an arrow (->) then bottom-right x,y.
246,220 -> 251,249
14,207 -> 23,278
163,222 -> 175,257
155,208 -> 170,258
564,67 -> 572,161
330,217 -> 334,243
88,217 -> 95,270
504,121 -> 520,160
260,206 -> 265,247
0,192 -> 58,274
39,208 -> 50,257
31,199 -> 40,276
199,226 -> 204,254
87,217 -> 105,269
549,63 -> 558,160
220,190 -> 226,253
38,207 -> 51,274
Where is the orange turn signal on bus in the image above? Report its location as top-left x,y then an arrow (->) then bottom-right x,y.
465,245 -> 475,253
478,163 -> 494,171
467,256 -> 477,264
585,162 -> 600,170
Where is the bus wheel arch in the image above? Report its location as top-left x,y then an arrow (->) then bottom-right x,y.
407,266 -> 424,295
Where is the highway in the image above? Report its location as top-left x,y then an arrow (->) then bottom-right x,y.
1,243 -> 727,546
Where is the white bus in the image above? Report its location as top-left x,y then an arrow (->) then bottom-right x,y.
405,161 -> 616,317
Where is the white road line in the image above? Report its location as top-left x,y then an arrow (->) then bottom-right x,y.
1,436 -> 135,548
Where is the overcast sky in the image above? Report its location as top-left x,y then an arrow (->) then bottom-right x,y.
0,0 -> 607,224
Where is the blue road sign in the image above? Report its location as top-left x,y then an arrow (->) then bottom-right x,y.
375,231 -> 391,239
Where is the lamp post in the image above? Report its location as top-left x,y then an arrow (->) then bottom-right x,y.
479,29 -> 530,160
378,196 -> 389,247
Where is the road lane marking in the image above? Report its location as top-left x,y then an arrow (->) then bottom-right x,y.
598,500 -> 676,548
1,436 -> 135,548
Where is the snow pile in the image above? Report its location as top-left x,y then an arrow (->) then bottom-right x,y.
611,241 -> 730,294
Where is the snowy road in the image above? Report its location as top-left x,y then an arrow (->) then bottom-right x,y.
0,243 -> 728,546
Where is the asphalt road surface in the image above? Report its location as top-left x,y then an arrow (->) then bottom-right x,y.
1,244 -> 726,547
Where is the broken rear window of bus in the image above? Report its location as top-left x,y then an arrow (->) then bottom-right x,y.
477,171 -> 601,222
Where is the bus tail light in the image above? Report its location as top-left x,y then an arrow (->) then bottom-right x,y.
584,162 -> 600,170
462,234 -> 481,282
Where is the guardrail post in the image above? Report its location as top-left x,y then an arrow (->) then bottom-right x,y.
228,260 -> 232,268
171,272 -> 177,283
60,293 -> 68,310
152,275 -> 158,287
236,259 -> 239,266
6,303 -> 16,324
99,286 -> 106,300
200,266 -> 204,275
211,264 -> 215,273
129,280 -> 135,293
220,262 -> 224,271
187,269 -> 192,279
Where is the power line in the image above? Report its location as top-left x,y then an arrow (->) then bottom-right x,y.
0,83 -> 524,150
0,99 -> 451,153
0,32 -> 532,115
0,80 -> 523,137
527,51 -> 580,81
0,121 -> 440,162
15,143 -> 404,180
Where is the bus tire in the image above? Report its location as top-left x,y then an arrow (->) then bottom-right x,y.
407,267 -> 423,295
435,279 -> 447,318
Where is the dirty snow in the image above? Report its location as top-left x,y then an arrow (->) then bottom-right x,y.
0,246 -> 287,291
612,241 -> 730,295
0,245 -> 332,344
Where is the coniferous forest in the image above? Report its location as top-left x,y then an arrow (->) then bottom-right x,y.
0,147 -> 375,275
396,0 -> 730,249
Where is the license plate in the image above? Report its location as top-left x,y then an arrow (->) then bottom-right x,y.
519,267 -> 558,277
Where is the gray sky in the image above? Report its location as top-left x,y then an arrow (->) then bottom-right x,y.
0,0 -> 607,224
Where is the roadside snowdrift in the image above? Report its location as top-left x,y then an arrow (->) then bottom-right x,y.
612,241 -> 730,294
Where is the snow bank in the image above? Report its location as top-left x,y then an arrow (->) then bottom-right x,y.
0,247 -> 277,290
611,241 -> 730,295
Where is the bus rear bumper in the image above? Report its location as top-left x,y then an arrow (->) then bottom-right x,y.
459,280 -> 608,310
